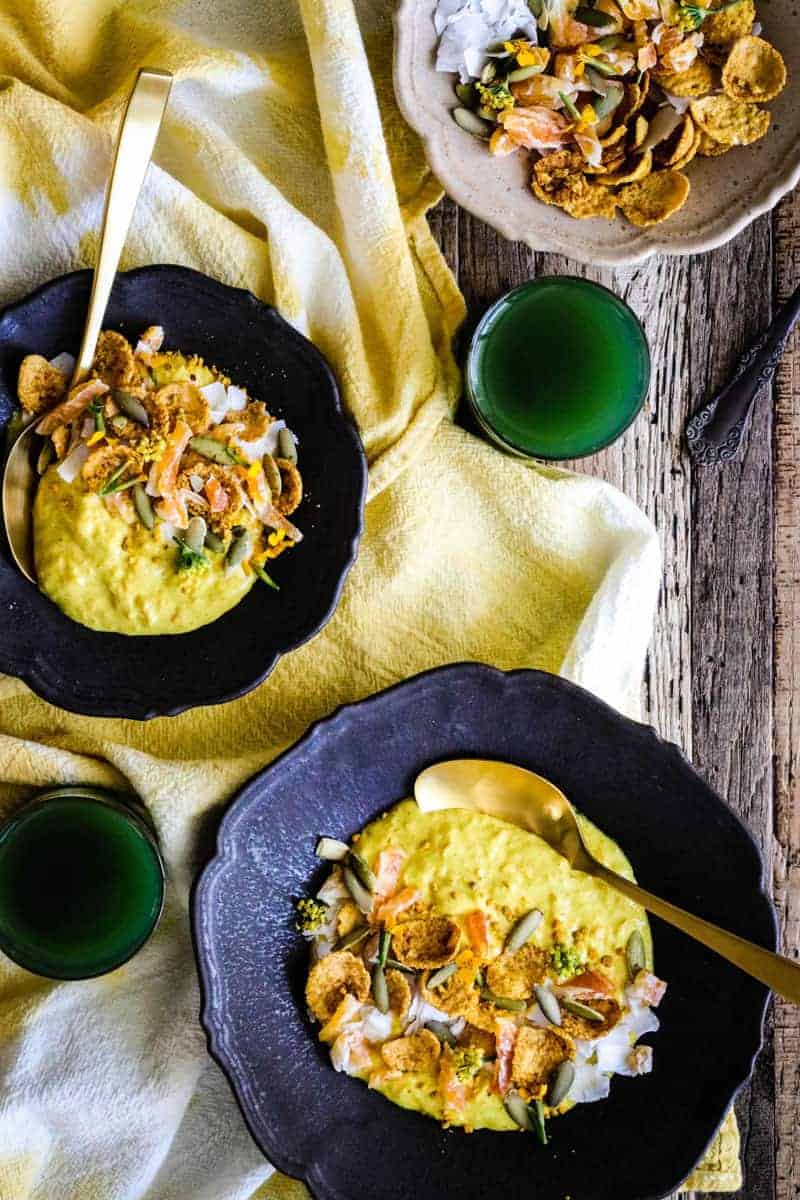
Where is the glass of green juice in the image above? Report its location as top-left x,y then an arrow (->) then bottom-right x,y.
0,786 -> 165,979
466,276 -> 650,460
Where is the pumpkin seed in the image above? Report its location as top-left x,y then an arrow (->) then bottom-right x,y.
378,929 -> 392,968
534,985 -> 562,1026
190,436 -> 238,466
315,836 -> 350,861
507,64 -> 545,82
185,515 -> 207,555
132,483 -> 155,530
504,1091 -> 534,1131
113,389 -> 150,427
343,866 -> 373,915
263,452 -> 282,498
453,107 -> 492,139
505,908 -> 544,952
480,60 -> 498,84
626,929 -> 646,979
581,55 -> 617,75
561,997 -> 604,1022
372,962 -> 390,1013
347,849 -> 376,893
278,427 -> 297,464
385,958 -> 416,974
455,82 -> 476,107
527,0 -> 544,15
559,90 -> 580,121
427,962 -> 458,989
204,530 -> 225,553
226,528 -> 252,569
36,440 -> 54,475
594,32 -> 624,48
532,1098 -> 548,1145
336,925 -> 369,951
592,81 -> 624,119
575,4 -> 615,22
480,987 -> 527,1013
547,1060 -> 575,1107
425,1020 -> 457,1047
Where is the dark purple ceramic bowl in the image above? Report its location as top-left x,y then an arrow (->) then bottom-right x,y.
0,266 -> 366,719
192,662 -> 776,1200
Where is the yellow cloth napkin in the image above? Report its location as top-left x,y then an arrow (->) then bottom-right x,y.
0,0 -> 738,1195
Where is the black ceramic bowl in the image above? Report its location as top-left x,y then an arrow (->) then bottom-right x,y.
0,266 -> 366,719
192,663 -> 776,1200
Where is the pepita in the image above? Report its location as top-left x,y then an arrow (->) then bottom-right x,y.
347,849 -> 377,893
190,436 -> 239,466
132,483 -> 155,531
226,527 -> 252,569
185,515 -> 207,555
385,958 -> 416,974
626,929 -> 646,979
547,1060 -> 575,1107
507,64 -> 546,82
204,530 -> 226,553
113,389 -> 150,427
505,908 -> 544,952
480,986 -> 527,1013
534,984 -> 562,1026
372,962 -> 390,1014
560,997 -> 604,1022
480,60 -> 498,84
593,80 -> 625,119
343,866 -> 373,915
336,925 -> 369,952
504,1091 -> 534,1131
263,452 -> 282,498
455,82 -> 476,107
315,836 -> 350,862
425,1020 -> 457,1047
532,1098 -> 548,1145
453,107 -> 492,139
278,427 -> 298,465
427,962 -> 458,989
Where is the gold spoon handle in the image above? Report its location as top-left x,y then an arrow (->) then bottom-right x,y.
72,69 -> 172,384
592,860 -> 799,1003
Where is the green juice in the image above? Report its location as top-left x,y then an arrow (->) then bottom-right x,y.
466,277 -> 650,460
0,790 -> 164,979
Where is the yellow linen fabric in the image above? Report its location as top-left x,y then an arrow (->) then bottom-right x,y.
0,0 -> 737,1195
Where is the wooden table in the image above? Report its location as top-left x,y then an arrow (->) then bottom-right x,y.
429,185 -> 799,1200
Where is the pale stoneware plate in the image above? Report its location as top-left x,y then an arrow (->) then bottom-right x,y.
393,0 -> 800,265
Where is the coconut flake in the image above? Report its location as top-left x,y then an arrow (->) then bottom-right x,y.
200,382 -> 228,424
226,384 -> 249,412
159,521 -> 176,545
361,1007 -> 395,1043
49,352 -> 75,377
56,443 -> 88,483
235,419 -> 286,463
435,0 -> 539,83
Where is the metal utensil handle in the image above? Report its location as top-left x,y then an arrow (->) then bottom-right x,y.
685,280 -> 800,464
593,860 -> 799,1003
72,69 -> 173,384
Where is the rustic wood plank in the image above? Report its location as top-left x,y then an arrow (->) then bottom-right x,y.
772,186 -> 800,1200
431,192 -> 788,1198
688,213 -> 775,1200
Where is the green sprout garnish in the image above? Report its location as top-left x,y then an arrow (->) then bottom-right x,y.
295,897 -> 329,933
254,562 -> 280,591
88,399 -> 105,434
558,90 -> 581,121
452,1045 -> 484,1082
98,462 -> 138,497
676,0 -> 741,29
174,536 -> 209,571
549,943 -> 585,979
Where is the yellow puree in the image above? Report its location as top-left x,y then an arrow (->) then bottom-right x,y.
32,353 -> 255,635
354,801 -> 653,1131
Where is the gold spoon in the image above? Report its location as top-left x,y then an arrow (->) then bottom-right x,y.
414,758 -> 800,1004
2,68 -> 173,583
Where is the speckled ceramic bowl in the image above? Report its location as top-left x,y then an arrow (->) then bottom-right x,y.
192,663 -> 776,1200
393,0 -> 800,265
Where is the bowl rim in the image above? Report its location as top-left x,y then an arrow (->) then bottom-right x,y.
392,0 -> 800,266
0,264 -> 367,719
191,661 -> 776,1199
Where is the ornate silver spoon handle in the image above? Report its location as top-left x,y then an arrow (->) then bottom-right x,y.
686,280 -> 800,465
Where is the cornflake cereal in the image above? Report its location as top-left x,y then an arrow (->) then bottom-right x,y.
438,0 -> 786,227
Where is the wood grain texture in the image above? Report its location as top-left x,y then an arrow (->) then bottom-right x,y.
429,189 -> 796,1198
